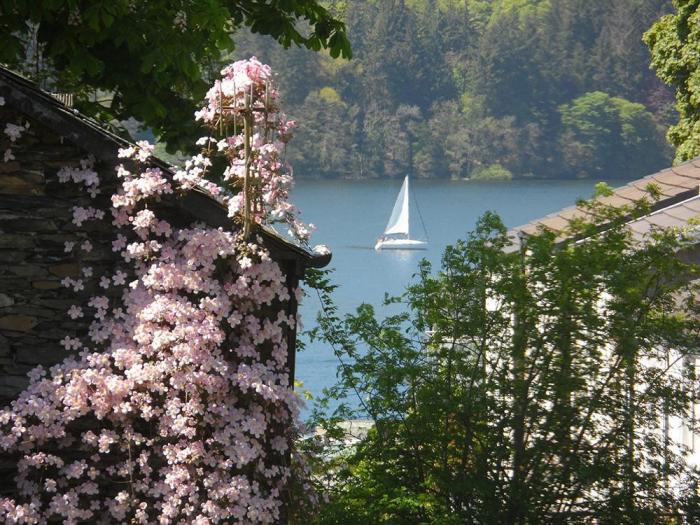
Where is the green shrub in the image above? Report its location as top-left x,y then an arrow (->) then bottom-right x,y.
470,163 -> 513,181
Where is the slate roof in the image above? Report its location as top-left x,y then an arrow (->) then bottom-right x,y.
507,161 -> 700,251
0,65 -> 329,275
625,194 -> 700,240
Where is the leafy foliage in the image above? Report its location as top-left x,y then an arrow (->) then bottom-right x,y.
0,0 -> 350,151
646,0 -> 700,163
307,197 -> 700,523
559,91 -> 667,178
470,163 -> 513,181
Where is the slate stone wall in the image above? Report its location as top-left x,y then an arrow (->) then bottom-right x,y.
0,105 -> 122,407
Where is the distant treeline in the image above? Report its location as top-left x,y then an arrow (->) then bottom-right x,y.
233,0 -> 675,180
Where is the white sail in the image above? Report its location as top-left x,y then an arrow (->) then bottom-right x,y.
383,176 -> 410,236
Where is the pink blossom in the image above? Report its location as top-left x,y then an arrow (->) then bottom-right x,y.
4,122 -> 27,142
112,234 -> 127,252
117,146 -> 135,159
0,58 -> 316,524
153,219 -> 172,237
71,207 -> 101,227
131,209 -> 156,237
113,271 -> 127,286
67,306 -> 83,319
60,336 -> 81,350
57,159 -> 100,195
88,296 -> 109,311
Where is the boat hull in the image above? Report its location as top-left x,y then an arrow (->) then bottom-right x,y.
374,238 -> 428,250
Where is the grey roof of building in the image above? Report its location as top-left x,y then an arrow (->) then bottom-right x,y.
625,194 -> 700,240
507,162 -> 700,252
0,65 -> 329,274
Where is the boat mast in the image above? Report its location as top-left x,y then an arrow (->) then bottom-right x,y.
405,175 -> 410,240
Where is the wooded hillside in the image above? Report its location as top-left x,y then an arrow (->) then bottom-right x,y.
233,0 -> 676,180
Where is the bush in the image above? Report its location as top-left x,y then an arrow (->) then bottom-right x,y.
470,163 -> 513,181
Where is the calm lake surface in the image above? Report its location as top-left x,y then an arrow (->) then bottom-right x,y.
291,178 -> 625,414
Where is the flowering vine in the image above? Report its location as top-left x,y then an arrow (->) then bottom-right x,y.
187,58 -> 313,242
1,95 -> 30,163
0,58 -> 318,524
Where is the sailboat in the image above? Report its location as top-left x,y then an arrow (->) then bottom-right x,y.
374,175 -> 428,250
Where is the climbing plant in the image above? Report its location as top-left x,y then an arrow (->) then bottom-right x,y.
0,58 -> 322,524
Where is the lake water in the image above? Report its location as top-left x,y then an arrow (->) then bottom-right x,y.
291,178 -> 622,414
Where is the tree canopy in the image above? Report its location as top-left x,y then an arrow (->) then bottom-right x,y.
559,91 -> 666,178
645,0 -> 700,163
0,0 -> 351,151
236,0 -> 674,180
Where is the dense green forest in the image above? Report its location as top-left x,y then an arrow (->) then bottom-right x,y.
232,0 -> 676,180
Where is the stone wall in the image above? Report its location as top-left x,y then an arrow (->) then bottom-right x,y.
0,105 -> 122,407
